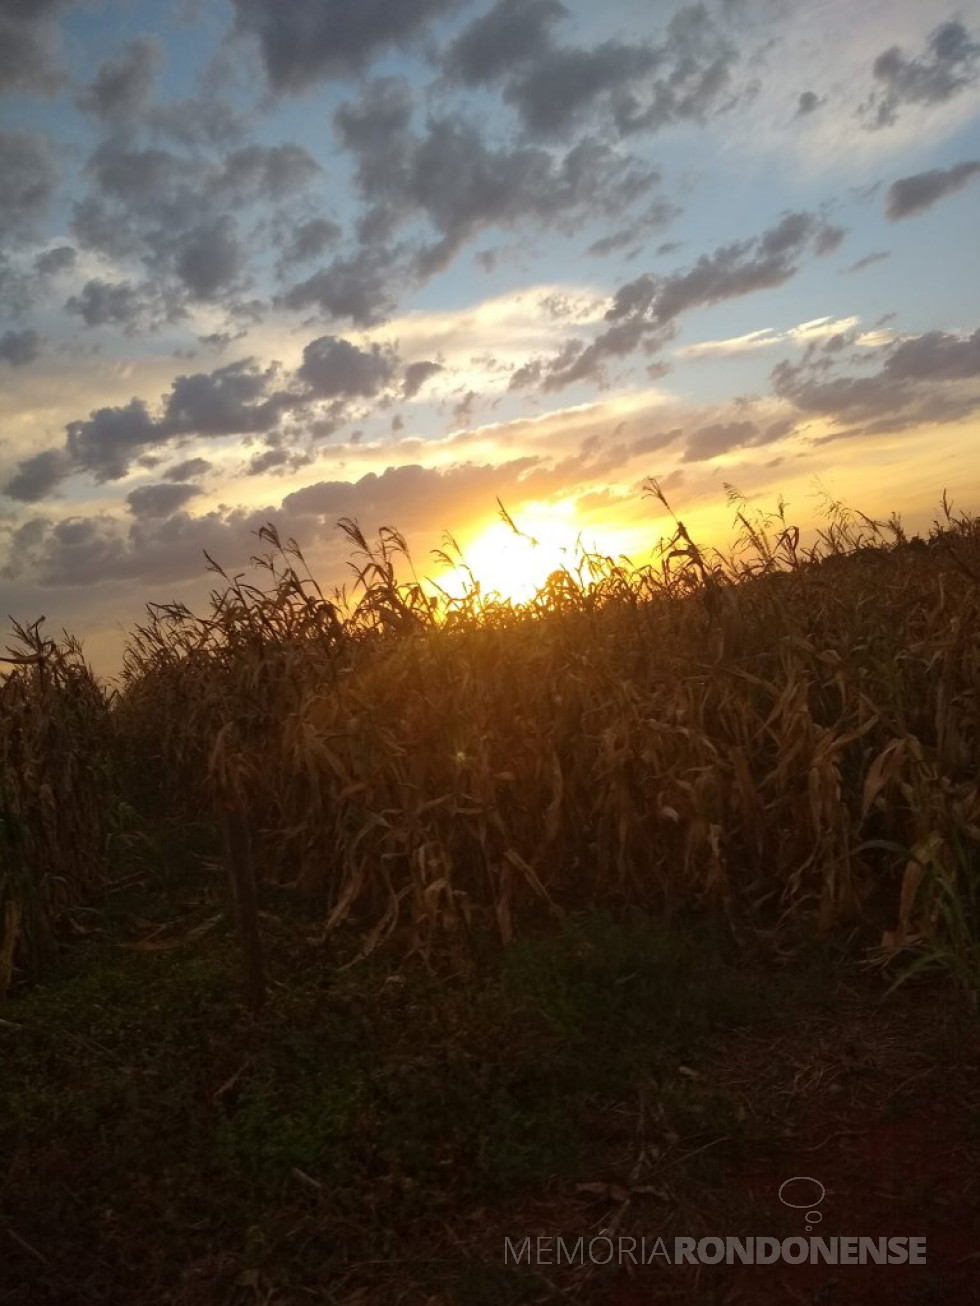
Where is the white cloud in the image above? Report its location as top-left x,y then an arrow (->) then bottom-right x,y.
677,314 -> 860,359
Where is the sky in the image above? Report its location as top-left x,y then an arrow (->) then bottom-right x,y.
1,0 -> 979,678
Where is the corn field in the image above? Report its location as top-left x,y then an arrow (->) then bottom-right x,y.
0,621 -> 115,994
3,490 -> 979,994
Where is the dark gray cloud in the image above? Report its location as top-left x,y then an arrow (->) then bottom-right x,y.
71,138 -> 319,310
446,2 -> 739,140
771,325 -> 980,437
219,144 -> 321,201
173,215 -> 245,299
65,279 -> 145,329
682,418 -> 758,462
0,254 -> 31,318
503,40 -> 660,137
162,358 -> 286,436
65,399 -> 161,484
334,77 -> 414,187
126,482 -> 201,519
3,329 -> 408,503
281,460 -> 528,533
146,97 -> 245,149
298,335 -> 398,399
813,223 -> 845,255
862,19 -> 980,129
2,505 -> 275,589
3,449 -> 71,503
0,328 -> 41,367
885,328 -> 980,381
279,246 -> 400,325
885,160 -> 980,220
335,88 -> 658,278
82,139 -> 318,220
610,211 -> 838,325
278,216 -> 342,269
48,359 -> 288,488
197,330 -> 243,352
231,0 -> 457,92
529,210 -> 838,391
444,0 -> 566,85
71,195 -> 144,261
0,0 -> 68,96
843,251 -> 890,274
795,90 -> 823,117
586,201 -> 681,258
5,427 -> 681,590
607,3 -> 742,137
34,244 -> 77,277
164,458 -> 213,482
403,360 -> 444,398
75,37 -> 162,124
246,447 -> 315,476
0,130 -> 58,244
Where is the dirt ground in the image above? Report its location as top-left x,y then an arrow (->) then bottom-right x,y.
486,977 -> 979,1306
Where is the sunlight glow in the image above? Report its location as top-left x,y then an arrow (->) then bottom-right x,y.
442,506 -> 584,604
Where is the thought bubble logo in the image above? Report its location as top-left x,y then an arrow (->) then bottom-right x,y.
778,1176 -> 826,1232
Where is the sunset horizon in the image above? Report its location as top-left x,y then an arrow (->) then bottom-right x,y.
3,0 -> 979,678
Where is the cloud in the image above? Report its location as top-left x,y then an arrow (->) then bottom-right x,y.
795,90 -> 823,117
444,0 -> 566,86
813,223 -> 845,255
0,0 -> 68,96
126,482 -> 202,518
613,212 -> 839,325
842,251 -> 890,274
75,37 -> 163,124
586,201 -> 680,258
885,328 -> 980,381
862,19 -> 980,129
277,217 -> 342,270
532,211 -> 841,390
403,360 -> 443,398
0,131 -> 58,244
231,0 -> 457,92
64,399 -> 162,485
3,449 -> 71,503
218,143 -> 322,200
246,447 -> 315,476
452,2 -> 742,139
0,328 -> 41,367
3,506 -> 276,589
65,280 -> 146,329
298,335 -> 398,398
173,215 -> 245,299
2,329 -> 410,503
279,246 -> 399,325
53,361 -> 285,486
163,359 -> 286,435
146,97 -> 245,149
335,85 -> 659,277
70,137 -> 319,306
885,160 -> 980,220
607,4 -> 742,137
164,458 -> 213,482
771,325 -> 980,437
503,40 -> 661,138
447,3 -> 741,140
682,418 -> 758,462
677,316 -> 859,360
34,245 -> 77,277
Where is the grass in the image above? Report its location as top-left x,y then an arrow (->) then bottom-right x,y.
0,859 -> 787,1304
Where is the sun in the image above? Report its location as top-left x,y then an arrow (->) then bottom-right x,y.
440,508 -> 582,605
